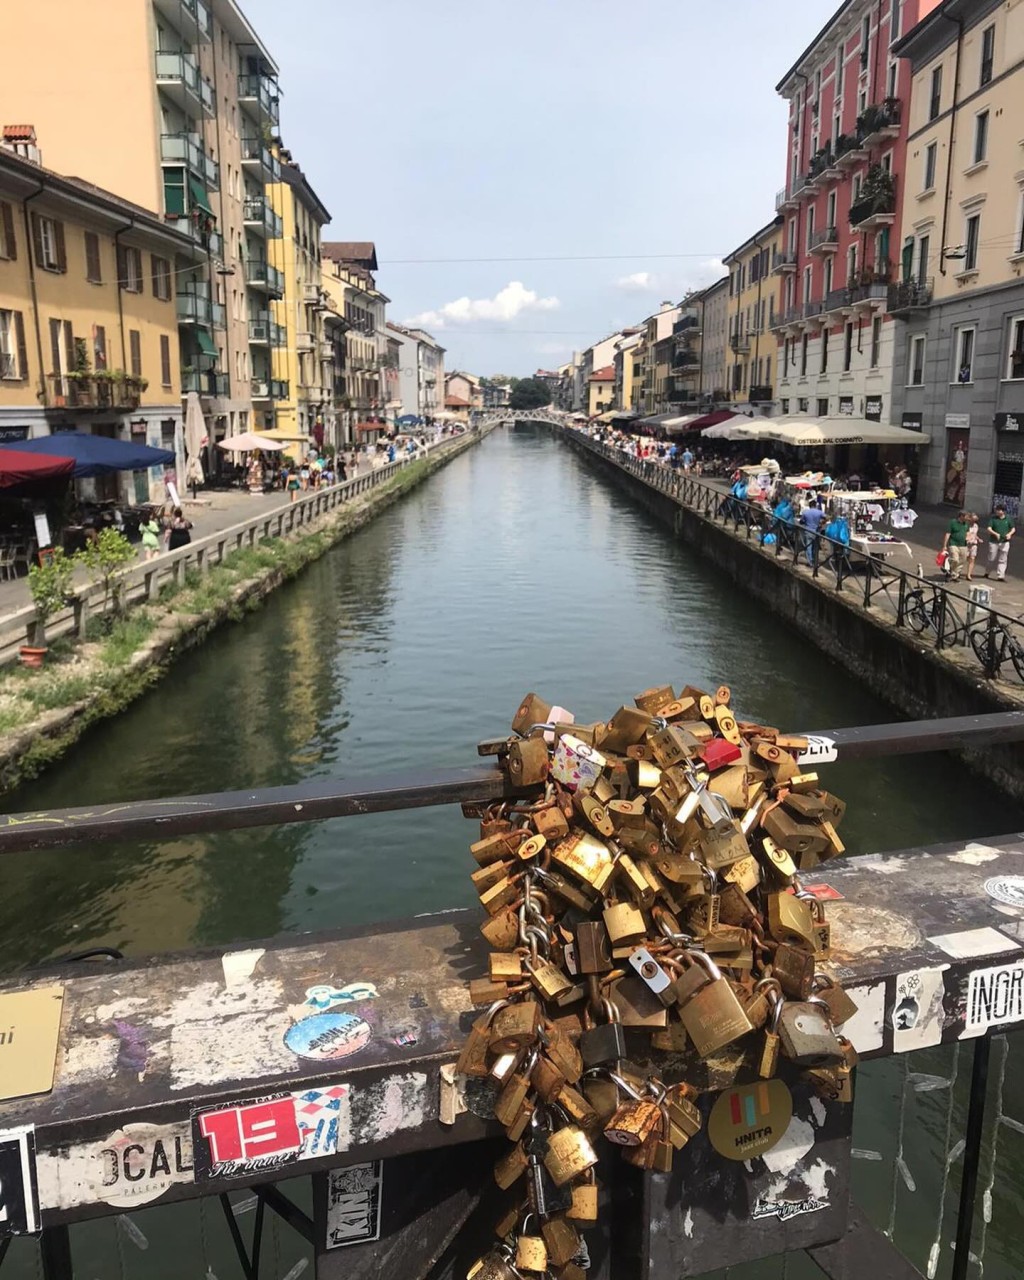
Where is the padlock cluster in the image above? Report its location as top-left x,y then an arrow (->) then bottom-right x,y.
460,686 -> 860,1280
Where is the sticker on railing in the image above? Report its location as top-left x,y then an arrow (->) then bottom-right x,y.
984,876 -> 1024,908
0,1125 -> 39,1235
325,1161 -> 384,1250
964,959 -> 1024,1032
796,735 -> 838,765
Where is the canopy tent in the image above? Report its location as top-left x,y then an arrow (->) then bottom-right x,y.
610,410 -> 638,422
637,412 -> 677,429
689,409 -> 742,431
215,431 -> 284,453
0,448 -> 75,488
2,432 -> 175,477
661,414 -> 703,435
702,415 -> 768,441
596,410 -> 619,424
255,428 -> 312,448
747,416 -> 931,447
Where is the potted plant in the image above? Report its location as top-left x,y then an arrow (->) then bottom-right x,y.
23,548 -> 74,666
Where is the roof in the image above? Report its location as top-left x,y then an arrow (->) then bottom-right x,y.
445,395 -> 471,407
322,241 -> 378,270
723,218 -> 784,265
590,366 -> 615,382
2,125 -> 35,142
278,159 -> 331,225
893,0 -> 989,60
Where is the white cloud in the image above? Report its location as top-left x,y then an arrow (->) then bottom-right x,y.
699,257 -> 728,280
404,280 -> 559,329
615,271 -> 657,291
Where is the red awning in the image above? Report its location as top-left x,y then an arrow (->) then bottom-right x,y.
0,448 -> 75,488
355,422 -> 386,433
687,410 -> 737,432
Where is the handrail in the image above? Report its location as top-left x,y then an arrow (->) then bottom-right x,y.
0,432 -> 473,666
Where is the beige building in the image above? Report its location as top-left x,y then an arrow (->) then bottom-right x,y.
637,303 -> 681,413
0,139 -> 199,502
695,278 -> 730,401
724,220 -> 782,406
0,0 -> 285,452
321,243 -> 389,441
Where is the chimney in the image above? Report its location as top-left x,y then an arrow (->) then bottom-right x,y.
2,125 -> 41,165
660,300 -> 674,312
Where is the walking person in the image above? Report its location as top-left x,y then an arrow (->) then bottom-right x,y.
166,507 -> 193,552
799,499 -> 825,567
942,509 -> 969,582
140,512 -> 161,562
965,512 -> 980,581
983,503 -> 1016,580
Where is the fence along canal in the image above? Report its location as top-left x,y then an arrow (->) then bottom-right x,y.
2,427 -> 1024,1277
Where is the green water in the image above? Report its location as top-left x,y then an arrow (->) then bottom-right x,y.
2,427 -> 1022,1278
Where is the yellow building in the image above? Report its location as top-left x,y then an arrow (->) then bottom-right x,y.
0,141 -> 199,502
321,244 -> 389,443
262,150 -> 332,455
723,219 -> 783,406
588,366 -> 615,417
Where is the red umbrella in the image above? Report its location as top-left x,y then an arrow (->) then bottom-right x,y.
0,448 -> 75,488
686,410 -> 738,432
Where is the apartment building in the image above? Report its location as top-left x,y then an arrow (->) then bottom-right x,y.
695,277 -> 730,401
637,304 -> 681,413
321,243 -> 389,439
669,301 -> 702,409
772,0 -> 941,424
725,221 -> 783,406
612,332 -> 643,413
1,0 -> 286,445
264,152 -> 332,449
890,0 -> 1024,511
0,140 -> 199,501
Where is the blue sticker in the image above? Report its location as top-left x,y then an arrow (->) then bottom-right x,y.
285,1013 -> 372,1062
304,982 -> 378,1011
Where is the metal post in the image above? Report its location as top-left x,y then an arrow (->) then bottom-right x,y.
38,1225 -> 72,1280
951,1034 -> 991,1280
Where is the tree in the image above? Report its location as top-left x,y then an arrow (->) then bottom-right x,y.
27,548 -> 74,647
508,378 -> 553,411
79,528 -> 136,622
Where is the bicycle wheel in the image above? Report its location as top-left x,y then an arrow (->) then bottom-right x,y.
905,590 -> 929,633
970,626 -> 996,671
1009,637 -> 1024,684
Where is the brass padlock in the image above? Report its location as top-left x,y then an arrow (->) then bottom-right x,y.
782,791 -> 826,821
606,974 -> 669,1028
699,819 -> 750,871
543,1125 -> 598,1186
634,684 -> 676,714
551,832 -> 616,893
714,704 -> 742,745
575,792 -> 615,837
508,737 -> 550,788
467,1247 -> 520,1280
754,740 -> 798,781
512,692 -> 552,737
531,1053 -> 566,1103
489,951 -> 524,983
777,999 -> 845,1066
479,876 -> 520,916
493,1141 -> 529,1189
541,1216 -> 581,1269
604,1098 -> 662,1146
471,859 -> 514,895
489,1001 -> 542,1053
811,974 -> 858,1025
566,1171 -> 598,1224
556,1083 -> 600,1130
544,1025 -> 583,1083
761,806 -> 829,860
723,854 -> 761,893
527,956 -> 574,1002
481,906 -> 521,951
515,833 -> 547,863
676,952 -> 754,1057
494,1068 -> 533,1127
607,797 -> 647,829
534,805 -> 570,842
761,835 -> 797,881
603,899 -> 647,946
600,706 -> 655,753
471,830 -> 526,866
770,941 -> 816,999
767,891 -> 816,950
615,852 -> 657,906
470,977 -> 512,1006
574,920 -> 612,973
719,881 -> 757,926
514,1219 -> 548,1274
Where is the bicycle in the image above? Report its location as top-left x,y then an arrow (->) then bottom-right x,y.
969,613 -> 1024,681
903,583 -> 963,642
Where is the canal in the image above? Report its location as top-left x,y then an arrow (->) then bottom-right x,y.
3,425 -> 1024,1278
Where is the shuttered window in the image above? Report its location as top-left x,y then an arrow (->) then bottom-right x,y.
84,231 -> 102,283
0,310 -> 28,379
31,214 -> 66,272
93,324 -> 107,371
117,245 -> 143,292
160,334 -> 172,388
129,329 -> 142,378
151,255 -> 172,300
0,202 -> 16,260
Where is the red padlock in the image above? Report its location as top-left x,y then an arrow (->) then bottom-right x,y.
700,738 -> 742,771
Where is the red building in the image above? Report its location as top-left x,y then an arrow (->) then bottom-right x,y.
773,0 -> 941,426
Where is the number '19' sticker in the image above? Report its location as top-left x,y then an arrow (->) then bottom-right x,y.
796,735 -> 838,766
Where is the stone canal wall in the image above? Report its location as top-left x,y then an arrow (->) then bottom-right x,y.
559,426 -> 1024,799
0,427 -> 489,793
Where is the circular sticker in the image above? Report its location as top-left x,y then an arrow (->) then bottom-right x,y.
285,1012 -> 372,1061
708,1079 -> 793,1161
985,876 -> 1024,908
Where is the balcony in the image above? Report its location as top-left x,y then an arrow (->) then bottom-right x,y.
244,257 -> 285,297
772,249 -> 798,274
887,278 -> 934,315
809,226 -> 839,254
806,148 -> 836,189
672,350 -> 699,369
177,292 -> 214,325
673,314 -> 700,337
749,385 -> 773,404
160,133 -> 219,189
301,283 -> 321,305
271,322 -> 288,348
849,168 -> 897,229
775,305 -> 804,329
729,333 -> 751,354
272,379 -> 288,400
153,0 -> 211,42
155,52 -> 213,117
240,135 -> 281,182
825,286 -> 854,313
182,369 -> 229,398
238,74 -> 280,126
248,316 -> 272,345
803,299 -> 826,321
243,198 -> 283,239
857,98 -> 901,148
296,330 -> 315,351
319,340 -> 334,361
251,378 -> 270,400
251,378 -> 289,400
834,132 -> 869,170
45,374 -> 143,411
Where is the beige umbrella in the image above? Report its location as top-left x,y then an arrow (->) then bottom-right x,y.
216,431 -> 286,453
183,391 -> 207,493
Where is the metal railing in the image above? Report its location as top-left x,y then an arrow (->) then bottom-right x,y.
0,432 -> 476,668
567,427 -> 1024,690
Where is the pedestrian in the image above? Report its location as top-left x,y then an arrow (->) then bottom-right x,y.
140,512 -> 161,561
965,512 -> 980,581
287,466 -> 302,503
983,503 -> 1016,580
299,461 -> 310,490
682,445 -> 694,473
166,507 -> 193,552
799,500 -> 825,566
942,509 -> 969,581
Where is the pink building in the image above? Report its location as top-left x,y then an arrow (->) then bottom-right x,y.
773,0 -> 941,426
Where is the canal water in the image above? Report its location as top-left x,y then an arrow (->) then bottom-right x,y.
3,426 -> 1024,1279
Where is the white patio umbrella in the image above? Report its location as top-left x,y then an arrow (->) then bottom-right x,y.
216,431 -> 286,453
183,392 -> 207,491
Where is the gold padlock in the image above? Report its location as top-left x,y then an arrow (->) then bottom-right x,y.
544,1125 -> 598,1186
767,891 -> 817,950
507,737 -> 549,787
676,952 -> 753,1057
511,692 -> 551,736
603,900 -> 647,946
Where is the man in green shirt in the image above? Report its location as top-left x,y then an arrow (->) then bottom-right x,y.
942,509 -> 969,581
984,504 -> 1016,581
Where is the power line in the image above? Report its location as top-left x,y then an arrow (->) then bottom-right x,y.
382,252 -> 723,265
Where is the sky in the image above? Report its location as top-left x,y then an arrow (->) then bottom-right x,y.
243,0 -> 839,378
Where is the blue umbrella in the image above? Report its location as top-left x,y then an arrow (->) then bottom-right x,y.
2,432 -> 175,478
395,414 -> 422,427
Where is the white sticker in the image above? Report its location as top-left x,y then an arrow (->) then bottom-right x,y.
891,967 -> 948,1052
36,1123 -> 193,1212
751,1193 -> 828,1222
841,982 -> 886,1054
965,960 -> 1024,1032
928,927 -> 1021,960
985,876 -> 1024,908
325,1161 -> 383,1249
796,735 -> 838,766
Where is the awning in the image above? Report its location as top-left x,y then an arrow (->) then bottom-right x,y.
700,413 -> 762,440
638,412 -> 677,428
750,416 -> 931,446
4,431 -> 174,476
688,410 -> 738,431
0,448 -> 75,488
355,421 -> 387,433
596,411 -> 619,424
661,414 -> 702,435
188,174 -> 213,216
215,431 -> 284,453
195,329 -> 217,358
610,410 -> 638,422
258,428 -> 313,445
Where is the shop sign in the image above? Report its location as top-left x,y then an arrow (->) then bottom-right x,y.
902,413 -> 923,432
945,413 -> 971,432
995,413 -> 1023,433
838,397 -> 854,416
0,427 -> 29,444
865,397 -> 883,422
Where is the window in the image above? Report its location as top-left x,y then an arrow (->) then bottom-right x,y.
908,333 -> 926,385
129,329 -> 142,378
887,61 -> 898,99
824,257 -> 834,296
783,337 -> 790,373
923,141 -> 937,190
0,309 -> 27,380
800,333 -> 809,376
964,213 -> 980,270
980,24 -> 994,86
31,214 -> 66,272
806,205 -> 815,251
821,330 -> 830,373
48,317 -> 73,381
973,111 -> 989,165
871,316 -> 882,367
93,324 -> 107,371
836,42 -> 844,93
1006,316 -> 1024,380
847,244 -> 857,284
84,231 -> 102,283
833,113 -> 841,147
861,15 -> 871,67
929,66 -> 942,120
817,397 -> 829,416
827,191 -> 837,228
117,245 -> 143,293
953,327 -> 975,383
891,0 -> 901,42
918,234 -> 930,282
151,255 -> 172,300
798,397 -> 810,413
0,202 -> 15,260
803,265 -> 812,305
781,398 -> 790,414
844,321 -> 855,371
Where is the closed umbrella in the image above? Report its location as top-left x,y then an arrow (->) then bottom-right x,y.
183,392 -> 207,495
215,431 -> 285,453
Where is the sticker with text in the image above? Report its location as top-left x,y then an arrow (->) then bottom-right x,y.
0,1126 -> 38,1236
794,882 -> 845,902
984,876 -> 1024,909
751,1193 -> 828,1222
304,982 -> 379,1012
796,735 -> 838,766
285,1012 -> 372,1062
325,1161 -> 383,1250
965,960 -> 1024,1032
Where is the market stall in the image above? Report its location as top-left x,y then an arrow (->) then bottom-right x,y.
828,487 -> 913,561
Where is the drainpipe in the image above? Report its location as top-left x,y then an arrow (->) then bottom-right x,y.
938,9 -> 964,276
20,179 -> 48,413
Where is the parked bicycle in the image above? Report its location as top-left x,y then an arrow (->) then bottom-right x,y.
903,582 -> 964,643
969,612 -> 1024,681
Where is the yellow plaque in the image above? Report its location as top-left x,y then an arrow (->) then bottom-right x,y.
707,1079 -> 793,1161
0,985 -> 64,1101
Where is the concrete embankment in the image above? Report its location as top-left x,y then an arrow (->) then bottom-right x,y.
0,429 -> 488,793
561,428 -> 1024,800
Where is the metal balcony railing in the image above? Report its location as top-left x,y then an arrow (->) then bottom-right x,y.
240,135 -> 281,181
160,133 -> 219,188
154,51 -> 213,115
181,369 -> 228,397
888,278 -> 935,314
248,317 -> 271,344
238,73 -> 280,125
176,292 -> 213,325
809,225 -> 838,251
242,198 -> 282,238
